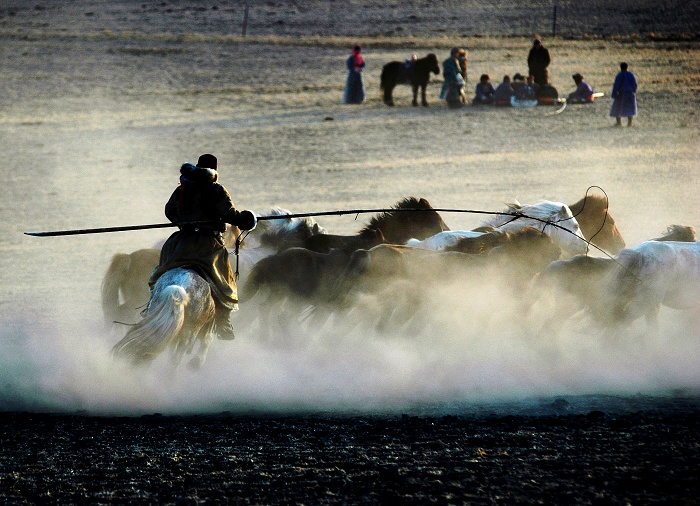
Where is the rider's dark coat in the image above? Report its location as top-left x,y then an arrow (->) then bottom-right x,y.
149,164 -> 244,311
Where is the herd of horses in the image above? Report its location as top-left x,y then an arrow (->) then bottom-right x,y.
105,195 -> 699,370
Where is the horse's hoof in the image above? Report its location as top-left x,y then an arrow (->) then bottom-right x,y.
386,102 -> 395,107
412,102 -> 419,107
187,357 -> 202,371
422,103 -> 429,107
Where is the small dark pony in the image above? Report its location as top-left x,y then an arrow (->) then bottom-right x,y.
380,53 -> 440,107
304,197 -> 450,253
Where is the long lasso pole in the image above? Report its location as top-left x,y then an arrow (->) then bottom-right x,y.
23,208 -> 561,237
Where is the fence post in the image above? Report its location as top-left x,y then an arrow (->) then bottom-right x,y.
242,0 -> 249,36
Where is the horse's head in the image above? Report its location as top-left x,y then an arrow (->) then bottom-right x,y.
652,224 -> 696,242
427,53 -> 440,74
552,204 -> 588,256
254,207 -> 327,251
381,197 -> 450,243
569,195 -> 626,254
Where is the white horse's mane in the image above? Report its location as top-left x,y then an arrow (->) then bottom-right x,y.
261,206 -> 326,235
481,200 -> 573,227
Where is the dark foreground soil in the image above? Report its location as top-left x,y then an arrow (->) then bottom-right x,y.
2,396 -> 700,505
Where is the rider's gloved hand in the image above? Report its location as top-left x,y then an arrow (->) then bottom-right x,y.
237,210 -> 257,231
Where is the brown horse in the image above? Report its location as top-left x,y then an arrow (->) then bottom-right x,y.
304,197 -> 450,253
652,224 -> 696,242
340,227 -> 562,333
238,247 -> 358,339
380,53 -> 440,107
568,194 -> 626,254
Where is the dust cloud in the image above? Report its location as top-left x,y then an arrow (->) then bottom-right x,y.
2,253 -> 698,417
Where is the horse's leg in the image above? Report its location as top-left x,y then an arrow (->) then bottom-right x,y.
421,83 -> 429,107
411,84 -> 419,107
644,305 -> 661,334
385,83 -> 395,106
188,332 -> 214,371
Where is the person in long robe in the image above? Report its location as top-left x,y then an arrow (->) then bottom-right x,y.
149,154 -> 257,340
343,45 -> 365,104
527,38 -> 551,86
610,62 -> 638,126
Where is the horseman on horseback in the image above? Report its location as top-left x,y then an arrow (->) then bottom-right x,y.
148,154 -> 257,341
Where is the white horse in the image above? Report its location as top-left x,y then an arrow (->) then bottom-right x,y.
595,240 -> 700,329
406,230 -> 485,250
232,207 -> 326,285
111,268 -> 216,370
407,200 -> 587,257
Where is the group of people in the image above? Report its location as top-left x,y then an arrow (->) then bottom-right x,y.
343,39 -> 638,126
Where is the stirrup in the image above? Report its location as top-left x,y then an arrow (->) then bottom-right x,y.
216,320 -> 235,341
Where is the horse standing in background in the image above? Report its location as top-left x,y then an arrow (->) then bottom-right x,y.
380,53 -> 440,107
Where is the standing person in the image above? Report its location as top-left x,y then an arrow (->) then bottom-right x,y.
343,44 -> 366,104
567,73 -> 595,103
149,154 -> 257,341
440,47 -> 466,107
527,38 -> 551,86
458,48 -> 468,83
610,62 -> 638,126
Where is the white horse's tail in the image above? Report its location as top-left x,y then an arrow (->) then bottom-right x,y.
111,285 -> 188,365
101,252 -> 131,326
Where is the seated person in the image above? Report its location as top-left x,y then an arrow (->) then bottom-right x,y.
472,74 -> 495,105
514,75 -> 538,101
404,54 -> 417,69
536,83 -> 559,105
527,74 -> 540,95
567,73 -> 595,103
511,73 -> 526,95
493,75 -> 514,106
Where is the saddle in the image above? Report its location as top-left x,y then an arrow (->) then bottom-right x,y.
397,63 -> 414,84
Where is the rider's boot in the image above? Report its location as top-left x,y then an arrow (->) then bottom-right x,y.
215,308 -> 235,340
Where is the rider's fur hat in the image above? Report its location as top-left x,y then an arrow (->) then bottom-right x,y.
196,153 -> 218,170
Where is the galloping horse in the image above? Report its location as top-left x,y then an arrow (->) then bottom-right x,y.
594,240 -> 700,329
406,200 -> 586,257
111,267 -> 216,370
527,225 -> 698,334
341,227 -> 562,334
380,53 -> 440,107
239,247 -> 358,338
568,194 -> 625,254
652,224 -> 696,242
304,197 -> 450,253
101,208 -> 324,330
